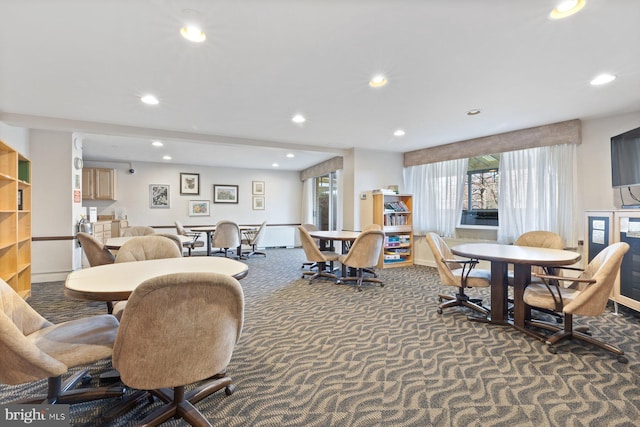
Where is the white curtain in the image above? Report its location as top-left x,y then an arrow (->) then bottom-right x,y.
497,144 -> 577,247
403,158 -> 468,237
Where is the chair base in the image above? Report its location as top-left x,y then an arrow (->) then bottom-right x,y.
103,376 -> 234,427
302,270 -> 337,283
527,315 -> 627,363
337,268 -> 384,291
437,290 -> 489,317
13,369 -> 125,405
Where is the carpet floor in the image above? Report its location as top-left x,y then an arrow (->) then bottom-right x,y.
1,248 -> 639,426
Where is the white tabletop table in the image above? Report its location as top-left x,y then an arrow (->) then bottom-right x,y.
65,257 -> 248,302
451,243 -> 581,337
190,225 -> 256,256
105,235 -> 192,250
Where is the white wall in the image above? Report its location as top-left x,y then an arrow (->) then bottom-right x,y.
0,122 -> 29,156
30,129 -> 76,282
343,148 -> 404,230
83,159 -> 303,248
577,111 -> 640,226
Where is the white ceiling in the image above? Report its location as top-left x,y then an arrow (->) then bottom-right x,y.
1,0 -> 639,171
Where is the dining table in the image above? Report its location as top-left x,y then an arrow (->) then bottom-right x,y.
450,243 -> 581,339
308,230 -> 361,277
190,225 -> 257,256
105,235 -> 192,250
65,256 -> 248,302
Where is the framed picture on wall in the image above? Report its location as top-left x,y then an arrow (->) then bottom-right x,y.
188,200 -> 210,216
213,184 -> 238,204
180,173 -> 200,195
149,184 -> 170,208
252,181 -> 265,195
252,196 -> 265,210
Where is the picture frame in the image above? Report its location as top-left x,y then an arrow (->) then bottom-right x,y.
149,184 -> 170,208
188,200 -> 210,216
252,181 -> 265,195
213,184 -> 239,204
252,196 -> 265,210
180,173 -> 200,195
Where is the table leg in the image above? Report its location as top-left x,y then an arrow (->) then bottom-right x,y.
490,260 -> 509,324
206,231 -> 212,256
512,264 -> 531,329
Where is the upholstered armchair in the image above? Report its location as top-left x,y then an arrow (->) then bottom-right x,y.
510,230 -> 565,322
524,242 -> 630,362
175,220 -> 205,256
103,272 -> 244,426
0,279 -> 124,404
212,220 -> 242,258
300,223 -> 320,271
76,231 -> 116,314
155,233 -> 185,255
121,225 -> 156,237
111,235 -> 182,319
337,229 -> 385,291
426,232 -> 491,316
298,225 -> 339,283
242,221 -> 267,258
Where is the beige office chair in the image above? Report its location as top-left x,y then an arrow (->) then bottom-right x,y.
298,225 -> 339,283
121,225 -> 156,237
510,230 -> 565,322
175,220 -> 205,256
77,231 -> 116,314
524,242 -> 630,363
242,221 -> 268,258
338,229 -> 385,291
156,233 -> 184,255
426,232 -> 491,316
104,272 -> 244,426
111,235 -> 183,319
300,223 -> 320,271
0,279 -> 124,404
212,220 -> 242,258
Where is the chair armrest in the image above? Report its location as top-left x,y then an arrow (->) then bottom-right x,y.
532,272 -> 596,285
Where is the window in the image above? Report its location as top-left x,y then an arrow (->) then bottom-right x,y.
461,155 -> 500,226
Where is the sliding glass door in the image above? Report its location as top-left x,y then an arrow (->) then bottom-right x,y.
313,172 -> 337,230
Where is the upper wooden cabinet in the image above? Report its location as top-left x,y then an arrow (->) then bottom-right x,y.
82,167 -> 117,200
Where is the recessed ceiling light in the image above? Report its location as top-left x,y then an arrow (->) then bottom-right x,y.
180,25 -> 206,42
590,73 -> 616,86
466,109 -> 481,116
272,163 -> 279,168
292,114 -> 306,124
151,140 -> 163,147
369,74 -> 388,88
141,94 -> 159,105
549,0 -> 585,20
286,153 -> 295,158
394,129 -> 406,137
163,155 -> 172,160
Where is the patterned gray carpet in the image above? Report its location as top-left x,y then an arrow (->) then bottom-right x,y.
2,248 -> 639,426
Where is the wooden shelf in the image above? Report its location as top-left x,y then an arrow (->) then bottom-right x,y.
364,192 -> 413,269
0,140 -> 31,298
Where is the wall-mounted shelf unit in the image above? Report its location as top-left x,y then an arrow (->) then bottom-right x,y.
0,140 -> 31,298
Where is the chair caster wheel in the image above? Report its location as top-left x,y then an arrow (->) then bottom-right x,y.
547,346 -> 558,354
380,284 -> 384,288
225,384 -> 236,395
617,355 -> 628,364
336,280 -> 341,285
437,308 -> 443,315
438,297 -> 443,303
356,288 -> 363,292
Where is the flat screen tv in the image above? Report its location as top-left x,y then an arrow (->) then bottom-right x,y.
611,126 -> 640,188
